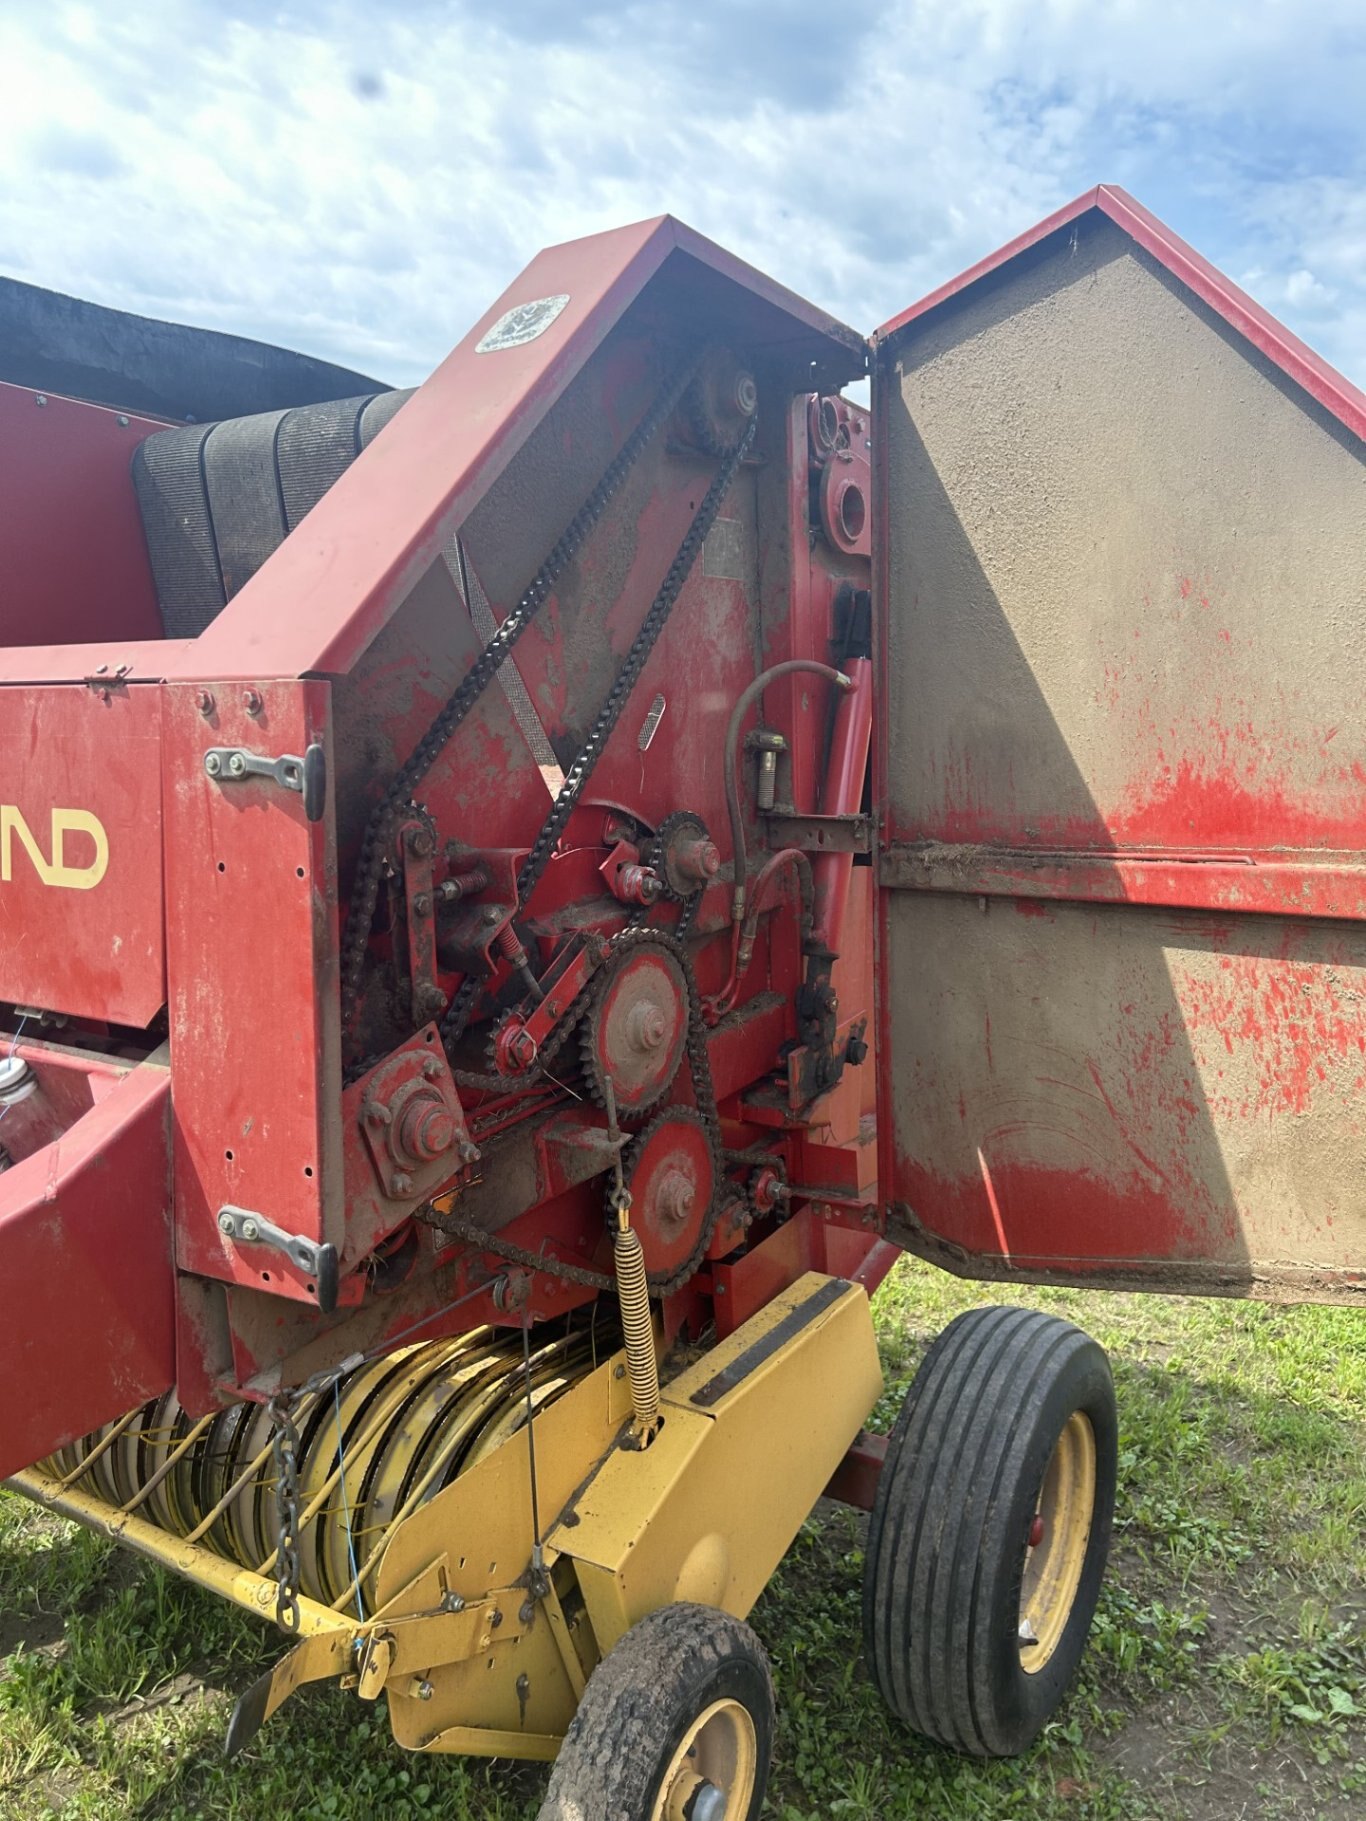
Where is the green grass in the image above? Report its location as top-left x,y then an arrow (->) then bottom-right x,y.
2,1259 -> 1364,1818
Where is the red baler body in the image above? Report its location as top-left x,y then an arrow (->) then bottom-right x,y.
2,187 -> 1363,1482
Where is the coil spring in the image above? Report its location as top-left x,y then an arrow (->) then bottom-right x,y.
613,1223 -> 660,1441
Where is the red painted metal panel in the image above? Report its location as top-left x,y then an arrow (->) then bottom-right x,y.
0,683 -> 165,1024
0,380 -> 167,649
0,640 -> 188,687
163,678 -> 342,1306
165,217 -> 861,686
0,1050 -> 172,1478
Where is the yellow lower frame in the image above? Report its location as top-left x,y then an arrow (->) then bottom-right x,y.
9,1272 -> 882,1763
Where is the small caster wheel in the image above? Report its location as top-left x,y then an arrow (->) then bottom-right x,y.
537,1602 -> 772,1821
863,1304 -> 1117,1758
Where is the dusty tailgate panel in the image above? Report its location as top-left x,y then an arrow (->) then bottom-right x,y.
876,204 -> 1366,1297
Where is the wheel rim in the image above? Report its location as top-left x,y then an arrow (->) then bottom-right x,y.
1018,1410 -> 1097,1674
653,1697 -> 758,1821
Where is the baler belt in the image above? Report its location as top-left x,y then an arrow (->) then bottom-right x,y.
132,387 -> 413,637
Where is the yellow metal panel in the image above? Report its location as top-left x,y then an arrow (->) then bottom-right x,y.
374,1349 -> 635,1756
373,1347 -> 632,1611
555,1274 -> 882,1653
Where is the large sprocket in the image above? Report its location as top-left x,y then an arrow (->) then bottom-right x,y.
579,934 -> 689,1118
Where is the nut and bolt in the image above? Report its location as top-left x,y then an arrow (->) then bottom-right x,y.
406,826 -> 435,858
440,1592 -> 466,1613
519,1598 -> 536,1624
481,904 -> 501,925
204,753 -> 222,778
416,1679 -> 434,1701
217,1210 -> 234,1234
626,1001 -> 668,1052
241,1218 -> 259,1242
506,1028 -> 538,1070
195,688 -> 216,716
241,688 -> 263,716
388,1170 -> 414,1197
227,752 -> 247,777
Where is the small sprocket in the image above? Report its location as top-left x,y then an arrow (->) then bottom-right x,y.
621,1106 -> 717,1282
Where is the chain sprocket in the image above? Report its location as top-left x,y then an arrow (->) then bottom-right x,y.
427,927 -> 723,1296
646,809 -> 716,903
579,931 -> 689,1119
621,1105 -> 717,1281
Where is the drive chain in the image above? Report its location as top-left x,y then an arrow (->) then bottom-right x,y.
337,352 -> 699,1055
266,1392 -> 302,1634
427,929 -> 723,1298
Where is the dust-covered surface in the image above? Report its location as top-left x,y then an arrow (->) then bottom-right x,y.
2,1258 -> 1364,1819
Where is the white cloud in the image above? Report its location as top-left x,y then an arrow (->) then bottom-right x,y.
0,1 -> 1363,388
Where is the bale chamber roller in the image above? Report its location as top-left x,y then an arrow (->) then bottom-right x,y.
3,185 -> 1366,1817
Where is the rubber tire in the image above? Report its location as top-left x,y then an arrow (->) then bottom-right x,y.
863,1304 -> 1117,1758
537,1602 -> 774,1821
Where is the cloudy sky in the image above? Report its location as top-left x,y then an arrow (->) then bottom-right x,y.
2,1 -> 1364,390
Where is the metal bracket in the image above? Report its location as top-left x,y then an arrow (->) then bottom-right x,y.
217,1205 -> 340,1313
204,743 -> 327,822
762,809 -> 871,854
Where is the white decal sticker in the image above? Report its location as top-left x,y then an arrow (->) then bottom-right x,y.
475,294 -> 571,354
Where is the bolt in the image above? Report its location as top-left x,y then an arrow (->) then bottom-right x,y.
481,904 -> 500,925
218,1210 -> 235,1234
241,1219 -> 259,1242
195,688 -> 216,716
242,688 -> 263,716
204,753 -> 222,778
626,1001 -> 667,1052
34,393 -> 46,407
440,1592 -> 466,1613
362,1099 -> 390,1126
406,826 -> 434,858
412,891 -> 432,917
117,413 -> 129,427
507,1028 -> 538,1070
417,1679 -> 434,1701
227,752 -> 247,777
388,1171 -> 413,1197
422,1055 -> 443,1079
459,1140 -> 480,1164
489,1609 -> 503,1630
614,1364 -> 627,1380
519,1598 -> 536,1624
